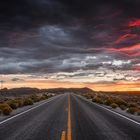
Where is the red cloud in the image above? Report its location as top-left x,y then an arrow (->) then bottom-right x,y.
115,34 -> 138,44
128,19 -> 140,27
106,43 -> 140,57
131,66 -> 140,71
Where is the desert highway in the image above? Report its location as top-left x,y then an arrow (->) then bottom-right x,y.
0,94 -> 140,140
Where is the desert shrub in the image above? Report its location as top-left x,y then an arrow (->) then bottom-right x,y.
128,103 -> 138,108
137,110 -> 140,116
92,96 -> 113,105
42,94 -> 48,99
114,98 -> 127,107
29,95 -> 41,102
14,99 -> 24,107
111,103 -> 118,108
83,93 -> 93,99
40,96 -> 46,100
23,98 -> 34,106
2,107 -> 12,115
48,94 -> 53,98
104,98 -> 113,106
40,94 -> 48,100
0,103 -> 13,115
119,105 -> 127,110
0,109 -> 2,115
0,103 -> 10,111
103,97 -> 127,107
92,98 -> 96,102
94,97 -> 104,104
8,102 -> 18,109
127,107 -> 139,114
8,99 -> 24,109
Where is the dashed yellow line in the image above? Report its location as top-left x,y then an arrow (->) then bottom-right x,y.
67,95 -> 72,140
60,94 -> 72,140
61,131 -> 66,140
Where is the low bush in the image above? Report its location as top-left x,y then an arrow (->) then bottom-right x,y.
14,99 -> 24,107
2,107 -> 12,115
23,98 -> 34,106
8,102 -> 18,109
42,94 -> 48,99
111,103 -> 118,108
127,107 -> 139,114
93,97 -> 104,104
0,103 -> 13,115
83,93 -> 94,99
104,98 -> 113,106
40,95 -> 47,100
0,109 -> 2,115
92,98 -> 96,102
0,103 -> 10,111
128,103 -> 138,108
8,99 -> 24,109
119,105 -> 127,110
29,95 -> 41,102
137,110 -> 140,115
113,98 -> 128,107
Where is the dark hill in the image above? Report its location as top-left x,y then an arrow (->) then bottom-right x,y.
0,87 -> 94,96
42,87 -> 94,94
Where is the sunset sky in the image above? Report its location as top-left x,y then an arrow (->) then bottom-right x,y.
1,0 -> 140,91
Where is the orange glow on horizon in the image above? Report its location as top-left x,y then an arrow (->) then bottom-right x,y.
3,80 -> 140,92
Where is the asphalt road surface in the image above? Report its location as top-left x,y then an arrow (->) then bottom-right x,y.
0,94 -> 140,140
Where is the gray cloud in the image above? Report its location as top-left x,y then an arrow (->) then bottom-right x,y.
0,0 -> 140,78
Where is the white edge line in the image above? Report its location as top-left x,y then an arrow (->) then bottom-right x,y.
0,95 -> 61,125
78,95 -> 140,126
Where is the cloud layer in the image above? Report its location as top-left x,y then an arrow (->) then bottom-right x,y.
1,0 -> 140,90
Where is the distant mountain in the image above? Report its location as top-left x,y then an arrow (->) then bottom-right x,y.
42,87 -> 94,94
0,87 -> 94,96
0,87 -> 40,96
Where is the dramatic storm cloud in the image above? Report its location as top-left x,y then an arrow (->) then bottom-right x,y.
1,0 -> 140,91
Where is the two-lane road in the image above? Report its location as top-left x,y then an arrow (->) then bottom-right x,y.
0,94 -> 140,140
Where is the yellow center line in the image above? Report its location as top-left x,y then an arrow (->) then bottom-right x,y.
61,131 -> 66,140
60,94 -> 72,140
67,94 -> 72,140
